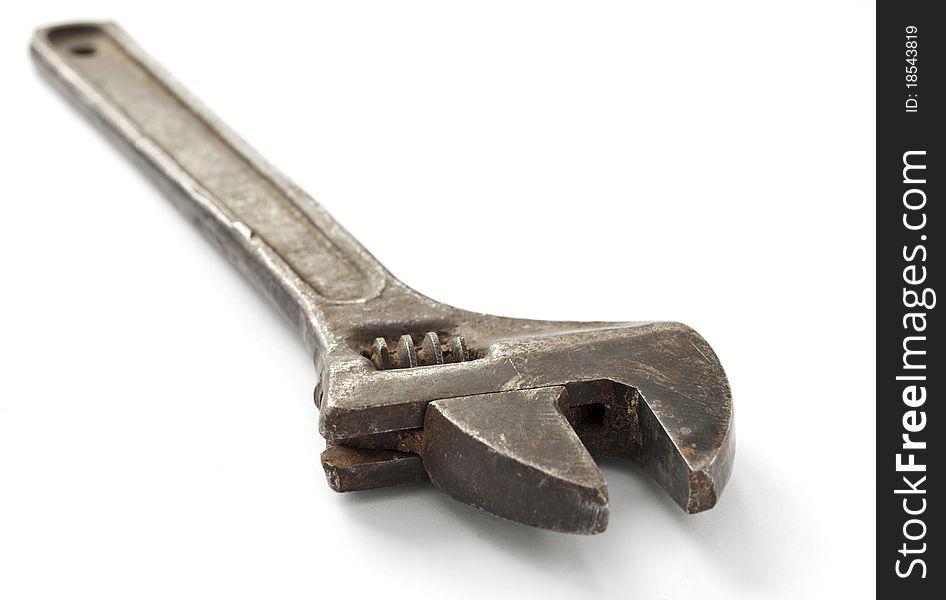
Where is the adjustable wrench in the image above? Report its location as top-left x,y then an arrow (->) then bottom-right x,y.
32,21 -> 734,534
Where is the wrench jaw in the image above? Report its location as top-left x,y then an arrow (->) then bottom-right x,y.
423,387 -> 610,534
317,318 -> 734,533
636,396 -> 735,515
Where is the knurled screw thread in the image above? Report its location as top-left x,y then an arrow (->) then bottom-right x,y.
370,332 -> 469,370
370,337 -> 392,369
396,334 -> 418,368
421,332 -> 443,365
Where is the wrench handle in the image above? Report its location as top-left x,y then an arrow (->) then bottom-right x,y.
31,22 -> 388,351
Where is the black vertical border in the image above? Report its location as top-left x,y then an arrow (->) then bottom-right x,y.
877,1 -> 940,596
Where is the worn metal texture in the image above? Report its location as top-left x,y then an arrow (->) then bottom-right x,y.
424,387 -> 610,533
32,21 -> 735,535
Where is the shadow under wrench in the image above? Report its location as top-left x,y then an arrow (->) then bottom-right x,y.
600,450 -> 807,592
333,452 -> 802,593
335,481 -> 605,594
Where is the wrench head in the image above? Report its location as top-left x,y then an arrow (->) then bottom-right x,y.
318,319 -> 734,534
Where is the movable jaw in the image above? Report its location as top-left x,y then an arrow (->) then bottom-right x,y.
318,319 -> 734,534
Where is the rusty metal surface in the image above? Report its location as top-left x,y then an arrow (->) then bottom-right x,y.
31,21 -> 735,534
424,387 -> 610,533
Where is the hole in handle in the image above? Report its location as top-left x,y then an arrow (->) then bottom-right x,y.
70,44 -> 96,56
45,23 -> 106,59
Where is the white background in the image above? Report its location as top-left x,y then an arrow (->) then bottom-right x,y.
1,2 -> 875,598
